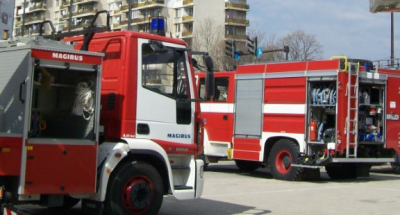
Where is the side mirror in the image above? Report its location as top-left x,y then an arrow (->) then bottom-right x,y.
205,70 -> 214,101
204,55 -> 214,73
149,40 -> 167,53
203,55 -> 214,100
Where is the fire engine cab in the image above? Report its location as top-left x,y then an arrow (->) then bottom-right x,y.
0,11 -> 213,215
197,57 -> 400,180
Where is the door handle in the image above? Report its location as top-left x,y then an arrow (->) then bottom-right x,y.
19,80 -> 26,103
223,115 -> 228,120
137,123 -> 150,134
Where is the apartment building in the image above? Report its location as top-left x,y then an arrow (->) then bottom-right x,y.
13,0 -> 249,48
0,0 -> 14,40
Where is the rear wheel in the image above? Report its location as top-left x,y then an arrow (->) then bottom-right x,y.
104,161 -> 164,215
269,139 -> 303,181
234,160 -> 261,172
391,163 -> 400,174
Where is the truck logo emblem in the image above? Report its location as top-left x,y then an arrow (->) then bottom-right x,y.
167,133 -> 191,139
52,52 -> 83,61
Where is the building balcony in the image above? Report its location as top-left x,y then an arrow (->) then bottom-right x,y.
62,23 -> 91,31
181,31 -> 193,37
225,18 -> 249,26
63,9 -> 97,20
113,4 -> 130,14
132,17 -> 152,24
182,0 -> 194,7
72,9 -> 98,19
61,0 -> 98,8
27,4 -> 47,14
113,9 -> 121,14
132,0 -> 165,9
225,34 -> 247,40
113,22 -> 121,29
24,17 -> 46,25
225,2 -> 249,11
182,15 -> 193,22
120,4 -> 130,12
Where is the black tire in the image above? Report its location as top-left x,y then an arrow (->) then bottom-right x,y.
104,161 -> 164,215
325,165 -> 357,180
269,139 -> 303,181
234,160 -> 261,172
391,163 -> 400,174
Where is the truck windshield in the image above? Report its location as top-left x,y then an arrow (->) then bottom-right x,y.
142,43 -> 190,99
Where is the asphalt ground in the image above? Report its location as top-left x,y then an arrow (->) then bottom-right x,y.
159,161 -> 400,215
12,161 -> 400,215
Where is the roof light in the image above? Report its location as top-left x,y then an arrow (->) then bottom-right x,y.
150,17 -> 166,36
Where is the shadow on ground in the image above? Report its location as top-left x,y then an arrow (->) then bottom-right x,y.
205,162 -> 400,183
159,197 -> 271,215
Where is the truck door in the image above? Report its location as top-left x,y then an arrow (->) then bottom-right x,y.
198,75 -> 233,157
21,50 -> 101,195
0,49 -> 31,177
136,39 -> 196,149
385,76 -> 400,150
199,76 -> 232,142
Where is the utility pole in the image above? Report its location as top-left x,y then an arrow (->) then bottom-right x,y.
68,0 -> 73,32
22,0 -> 26,36
391,12 -> 394,67
128,0 -> 132,30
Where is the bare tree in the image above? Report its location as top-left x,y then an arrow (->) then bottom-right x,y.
192,17 -> 226,71
278,29 -> 323,61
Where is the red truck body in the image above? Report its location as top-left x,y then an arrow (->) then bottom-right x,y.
197,58 -> 400,180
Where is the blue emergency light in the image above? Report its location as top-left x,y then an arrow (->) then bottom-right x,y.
150,17 -> 166,36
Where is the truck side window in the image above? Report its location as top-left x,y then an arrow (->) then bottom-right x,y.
198,78 -> 206,99
198,77 -> 229,101
141,43 -> 190,99
214,78 -> 229,102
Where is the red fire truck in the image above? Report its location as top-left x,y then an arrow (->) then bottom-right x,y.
0,12 -> 213,215
197,57 -> 400,181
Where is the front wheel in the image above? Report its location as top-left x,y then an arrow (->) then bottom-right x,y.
104,161 -> 164,215
269,139 -> 303,181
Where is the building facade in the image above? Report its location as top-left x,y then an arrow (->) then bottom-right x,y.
0,0 -> 14,40
13,0 -> 249,48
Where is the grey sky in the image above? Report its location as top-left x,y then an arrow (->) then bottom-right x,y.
248,0 -> 399,62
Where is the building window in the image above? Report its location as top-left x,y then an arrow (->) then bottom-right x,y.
175,9 -> 181,18
175,24 -> 180,33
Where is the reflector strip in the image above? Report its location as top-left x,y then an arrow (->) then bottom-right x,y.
264,104 -> 306,114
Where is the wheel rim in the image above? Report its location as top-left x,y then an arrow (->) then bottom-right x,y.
275,149 -> 292,174
122,175 -> 154,213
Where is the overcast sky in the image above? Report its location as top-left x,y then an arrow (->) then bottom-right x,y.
247,0 -> 400,63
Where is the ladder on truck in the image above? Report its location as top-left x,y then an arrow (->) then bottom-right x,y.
346,62 -> 360,158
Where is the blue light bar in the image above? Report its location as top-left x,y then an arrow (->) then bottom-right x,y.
150,17 -> 166,36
